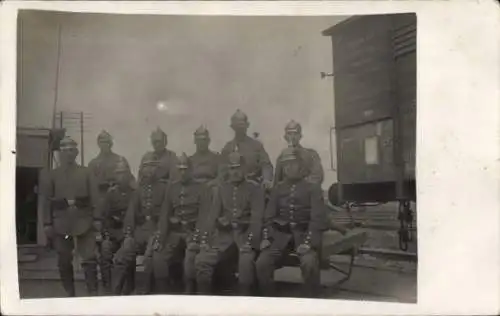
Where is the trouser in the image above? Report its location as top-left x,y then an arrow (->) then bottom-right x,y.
52,230 -> 98,297
195,231 -> 256,296
255,234 -> 320,298
152,232 -> 197,294
98,232 -> 122,294
113,225 -> 156,295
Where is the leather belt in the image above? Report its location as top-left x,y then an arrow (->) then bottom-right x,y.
273,220 -> 307,234
52,197 -> 91,209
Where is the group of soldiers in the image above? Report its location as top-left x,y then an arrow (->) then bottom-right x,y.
41,109 -> 344,298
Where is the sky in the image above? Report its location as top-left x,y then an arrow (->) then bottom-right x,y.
17,10 -> 349,188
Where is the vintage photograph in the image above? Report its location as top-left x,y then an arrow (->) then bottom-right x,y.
15,10 -> 417,303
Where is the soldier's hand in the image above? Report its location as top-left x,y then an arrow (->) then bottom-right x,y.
187,242 -> 200,252
95,232 -> 103,243
296,244 -> 311,255
240,243 -> 252,253
43,225 -> 55,240
260,239 -> 271,250
152,232 -> 162,251
262,179 -> 273,190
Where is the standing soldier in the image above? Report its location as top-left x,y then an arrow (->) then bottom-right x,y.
112,157 -> 168,295
41,136 -> 101,297
88,130 -> 132,198
151,153 -> 212,294
255,148 -> 328,298
195,151 -> 265,296
139,127 -> 179,184
97,158 -> 135,295
274,120 -> 324,186
189,125 -> 220,187
219,109 -> 273,189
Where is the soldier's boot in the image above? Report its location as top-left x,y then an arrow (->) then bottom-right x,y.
140,258 -> 154,295
100,264 -> 112,294
123,264 -> 136,295
237,284 -> 253,297
197,281 -> 212,295
99,241 -> 114,294
58,254 -> 76,297
154,278 -> 170,294
300,252 -> 320,298
82,262 -> 99,296
184,278 -> 196,295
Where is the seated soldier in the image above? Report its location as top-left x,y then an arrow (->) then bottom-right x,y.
195,151 -> 265,296
98,158 -> 135,295
151,153 -> 211,294
112,158 -> 168,295
255,147 -> 328,298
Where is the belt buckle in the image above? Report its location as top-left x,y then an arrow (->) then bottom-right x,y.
181,220 -> 188,226
231,222 -> 238,229
290,222 -> 297,229
146,215 -> 151,221
67,199 -> 75,207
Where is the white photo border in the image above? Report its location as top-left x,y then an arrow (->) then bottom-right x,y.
1,1 -> 500,315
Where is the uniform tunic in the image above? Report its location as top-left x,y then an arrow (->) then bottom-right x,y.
152,180 -> 211,280
139,149 -> 179,183
88,152 -> 130,194
195,180 -> 265,288
41,163 -> 100,237
189,150 -> 220,184
274,146 -> 324,186
219,136 -> 273,183
255,179 -> 328,297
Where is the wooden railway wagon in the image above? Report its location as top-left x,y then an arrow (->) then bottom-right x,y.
322,13 -> 417,251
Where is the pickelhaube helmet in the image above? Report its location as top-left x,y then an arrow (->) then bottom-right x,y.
280,147 -> 300,163
151,127 -> 167,140
59,136 -> 78,150
231,109 -> 248,122
194,125 -> 209,139
285,120 -> 302,134
97,130 -> 113,142
177,152 -> 190,169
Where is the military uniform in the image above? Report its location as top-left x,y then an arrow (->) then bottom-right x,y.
256,148 -> 328,298
219,110 -> 273,185
274,121 -> 324,186
190,126 -> 220,185
151,153 -> 212,294
195,152 -> 265,295
41,137 -> 100,297
112,158 -> 169,295
97,159 -> 135,294
88,130 -> 131,198
139,128 -> 179,184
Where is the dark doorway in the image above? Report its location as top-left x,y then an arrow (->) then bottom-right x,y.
16,167 -> 40,245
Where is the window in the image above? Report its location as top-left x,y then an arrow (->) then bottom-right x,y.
364,136 -> 379,165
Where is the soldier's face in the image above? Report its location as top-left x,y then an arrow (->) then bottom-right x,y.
194,137 -> 210,152
98,139 -> 112,152
283,160 -> 302,180
285,131 -> 301,147
60,148 -> 78,163
231,119 -> 249,135
228,166 -> 245,183
151,136 -> 167,152
178,167 -> 191,182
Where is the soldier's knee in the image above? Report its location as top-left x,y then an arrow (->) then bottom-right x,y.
256,251 -> 273,271
300,252 -> 319,271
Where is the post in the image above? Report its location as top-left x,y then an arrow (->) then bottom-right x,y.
80,111 -> 84,166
